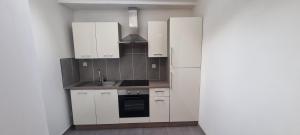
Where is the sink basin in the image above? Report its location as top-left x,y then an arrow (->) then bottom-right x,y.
75,81 -> 116,87
101,81 -> 116,86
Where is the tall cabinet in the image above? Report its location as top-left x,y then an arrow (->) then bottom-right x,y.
169,17 -> 202,122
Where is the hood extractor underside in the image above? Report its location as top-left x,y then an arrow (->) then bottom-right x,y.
119,7 -> 147,44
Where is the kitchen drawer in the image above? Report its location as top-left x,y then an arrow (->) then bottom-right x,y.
150,88 -> 169,97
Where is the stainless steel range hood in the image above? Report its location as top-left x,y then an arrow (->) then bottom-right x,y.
119,7 -> 147,44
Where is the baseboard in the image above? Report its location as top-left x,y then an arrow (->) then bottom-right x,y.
198,122 -> 207,135
74,121 -> 198,130
119,117 -> 150,123
60,125 -> 72,135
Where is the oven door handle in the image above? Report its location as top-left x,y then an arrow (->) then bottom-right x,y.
121,96 -> 146,100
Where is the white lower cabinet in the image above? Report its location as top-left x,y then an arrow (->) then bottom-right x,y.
71,88 -> 171,125
71,90 -> 97,125
95,90 -> 119,124
150,88 -> 170,122
150,96 -> 170,122
71,89 -> 119,125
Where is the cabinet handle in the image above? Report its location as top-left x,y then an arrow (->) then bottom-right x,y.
82,55 -> 90,58
104,54 -> 113,58
77,92 -> 87,95
153,54 -> 163,56
155,99 -> 165,102
100,92 -> 111,95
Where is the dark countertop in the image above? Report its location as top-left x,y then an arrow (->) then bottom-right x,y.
65,80 -> 169,90
149,81 -> 170,88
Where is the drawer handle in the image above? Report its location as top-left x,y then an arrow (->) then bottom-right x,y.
155,99 -> 165,102
153,54 -> 163,56
155,91 -> 165,93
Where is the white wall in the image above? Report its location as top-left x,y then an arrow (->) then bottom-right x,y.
194,0 -> 300,135
0,1 -> 49,135
73,9 -> 193,39
29,0 -> 74,134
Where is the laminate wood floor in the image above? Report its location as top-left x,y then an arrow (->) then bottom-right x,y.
64,126 -> 205,135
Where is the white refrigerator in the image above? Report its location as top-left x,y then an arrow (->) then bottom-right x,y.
169,17 -> 203,122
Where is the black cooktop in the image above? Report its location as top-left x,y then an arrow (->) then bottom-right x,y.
120,80 -> 149,86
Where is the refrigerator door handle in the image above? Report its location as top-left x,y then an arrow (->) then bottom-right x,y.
170,71 -> 173,89
171,47 -> 173,66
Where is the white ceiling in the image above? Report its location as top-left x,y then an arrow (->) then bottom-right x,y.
86,0 -> 196,1
58,0 -> 197,10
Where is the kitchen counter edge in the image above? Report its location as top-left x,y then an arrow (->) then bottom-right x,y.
64,81 -> 170,90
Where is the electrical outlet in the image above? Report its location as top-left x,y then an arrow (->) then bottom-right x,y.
82,62 -> 88,68
152,64 -> 157,69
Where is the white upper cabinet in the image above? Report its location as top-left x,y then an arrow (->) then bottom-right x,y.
96,22 -> 120,58
95,90 -> 119,124
148,21 -> 168,57
169,17 -> 202,67
72,22 -> 120,59
72,23 -> 97,59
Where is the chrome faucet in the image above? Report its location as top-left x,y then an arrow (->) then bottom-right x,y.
97,70 -> 103,86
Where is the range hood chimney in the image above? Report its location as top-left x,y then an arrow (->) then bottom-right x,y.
119,7 -> 147,44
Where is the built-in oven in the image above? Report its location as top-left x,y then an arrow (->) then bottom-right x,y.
118,89 -> 149,118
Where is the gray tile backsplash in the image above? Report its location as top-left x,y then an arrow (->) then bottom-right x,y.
78,59 -> 94,81
61,45 -> 168,83
159,57 -> 168,81
60,58 -> 80,87
93,59 -> 106,81
147,58 -> 160,80
106,59 -> 121,80
120,54 -> 133,80
132,54 -> 147,80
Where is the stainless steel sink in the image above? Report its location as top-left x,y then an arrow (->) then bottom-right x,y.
75,81 -> 116,87
101,81 -> 116,86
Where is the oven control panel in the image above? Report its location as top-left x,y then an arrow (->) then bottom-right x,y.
118,89 -> 149,95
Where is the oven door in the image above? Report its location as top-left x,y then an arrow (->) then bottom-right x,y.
118,95 -> 149,118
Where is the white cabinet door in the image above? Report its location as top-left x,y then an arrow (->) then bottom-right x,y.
170,68 -> 200,122
150,96 -> 170,122
71,90 -> 97,125
148,21 -> 168,57
96,22 -> 120,58
169,17 -> 202,67
95,90 -> 119,124
72,23 -> 98,59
